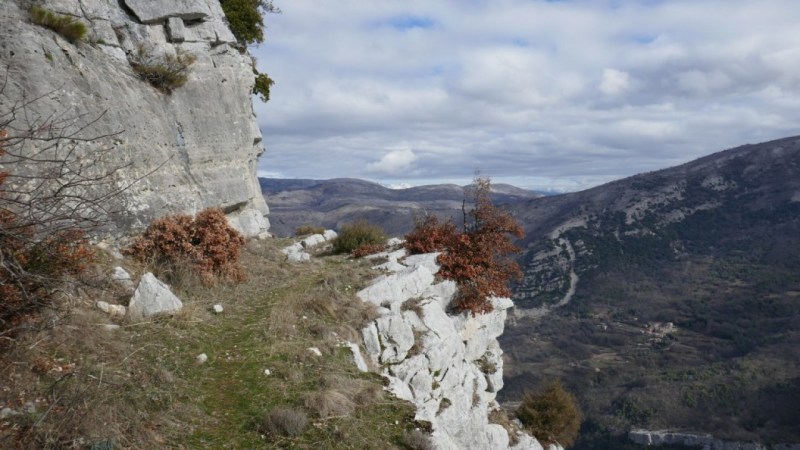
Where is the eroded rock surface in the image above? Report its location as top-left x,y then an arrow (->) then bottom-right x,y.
357,247 -> 545,450
0,0 -> 268,236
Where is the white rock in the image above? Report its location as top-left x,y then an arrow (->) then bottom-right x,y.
343,341 -> 369,372
128,273 -> 183,319
112,266 -> 134,289
228,209 -> 270,239
372,260 -> 407,272
196,353 -> 208,365
1,407 -> 17,418
403,253 -> 441,274
263,369 -> 271,376
362,322 -> 382,363
322,229 -> 338,241
301,234 -> 326,248
124,0 -> 212,23
307,347 -> 322,357
287,251 -> 311,263
354,251 -> 545,450
166,17 -> 186,43
387,237 -> 405,247
281,242 -> 303,255
96,301 -> 126,317
212,304 -> 224,314
357,265 -> 435,308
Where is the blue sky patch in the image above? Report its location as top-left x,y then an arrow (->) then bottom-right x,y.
382,15 -> 436,31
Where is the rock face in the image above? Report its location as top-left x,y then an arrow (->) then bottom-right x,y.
0,0 -> 268,236
357,247 -> 546,450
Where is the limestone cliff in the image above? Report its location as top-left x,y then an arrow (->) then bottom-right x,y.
0,0 -> 269,236
357,248 -> 557,450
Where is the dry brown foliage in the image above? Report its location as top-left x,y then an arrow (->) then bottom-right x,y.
405,176 -> 524,314
351,243 -> 387,258
404,215 -> 458,254
126,208 -> 246,284
1,128 -> 94,335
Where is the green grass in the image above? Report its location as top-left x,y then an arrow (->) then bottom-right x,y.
0,239 -> 418,448
30,6 -> 87,43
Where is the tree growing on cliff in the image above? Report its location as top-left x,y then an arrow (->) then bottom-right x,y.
218,0 -> 279,103
404,175 -> 524,314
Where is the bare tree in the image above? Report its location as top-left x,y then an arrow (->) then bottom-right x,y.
0,71 -> 148,335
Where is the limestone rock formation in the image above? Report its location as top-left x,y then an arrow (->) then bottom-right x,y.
0,0 -> 269,236
357,247 -> 546,450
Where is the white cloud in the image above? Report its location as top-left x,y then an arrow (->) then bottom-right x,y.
253,0 -> 800,191
367,149 -> 419,175
599,69 -> 632,96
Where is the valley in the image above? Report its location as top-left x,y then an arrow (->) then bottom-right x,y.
262,135 -> 800,448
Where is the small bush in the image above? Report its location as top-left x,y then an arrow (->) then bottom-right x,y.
126,208 -> 246,284
258,407 -> 308,437
31,6 -> 87,43
332,220 -> 387,255
404,215 -> 458,254
516,380 -> 582,448
1,128 -> 95,334
402,429 -> 435,450
404,176 -> 523,314
220,0 -> 280,45
304,390 -> 356,418
254,72 -> 275,102
294,225 -> 325,236
129,45 -> 196,94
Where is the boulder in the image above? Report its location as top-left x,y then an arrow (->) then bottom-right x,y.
301,234 -> 326,248
96,301 -> 126,317
128,273 -> 183,319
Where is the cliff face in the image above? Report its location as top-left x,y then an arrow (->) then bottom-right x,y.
0,0 -> 269,236
357,249 -> 552,450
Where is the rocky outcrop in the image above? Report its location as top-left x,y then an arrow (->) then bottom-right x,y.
629,430 -> 800,450
280,230 -> 338,263
357,247 -> 548,450
0,0 -> 268,236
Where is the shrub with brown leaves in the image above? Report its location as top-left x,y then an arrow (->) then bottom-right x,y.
405,176 -> 523,315
404,215 -> 458,254
1,129 -> 95,333
351,243 -> 387,259
126,208 -> 246,284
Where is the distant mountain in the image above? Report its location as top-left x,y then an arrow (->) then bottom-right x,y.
259,177 -> 540,237
500,135 -> 800,447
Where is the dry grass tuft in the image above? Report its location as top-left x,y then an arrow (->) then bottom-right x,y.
304,390 -> 356,419
489,406 -> 523,446
258,407 -> 308,437
402,429 -> 435,450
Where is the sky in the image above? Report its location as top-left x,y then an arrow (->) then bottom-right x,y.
251,0 -> 800,192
